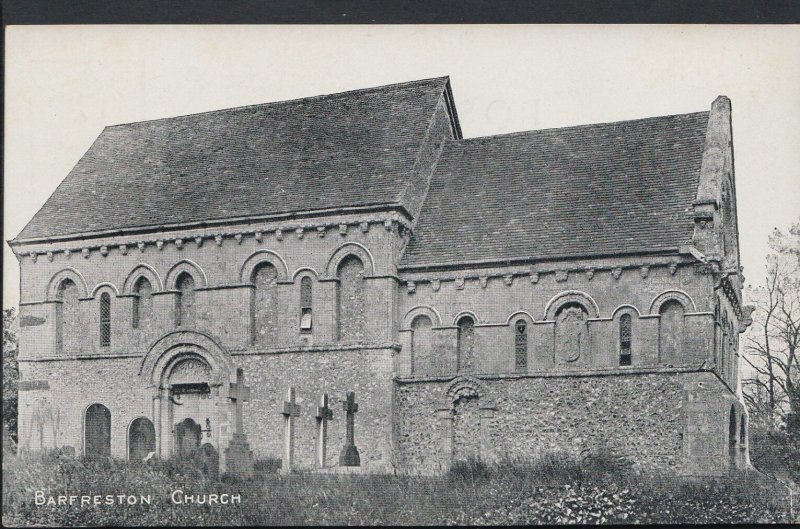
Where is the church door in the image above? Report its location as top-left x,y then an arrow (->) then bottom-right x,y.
452,395 -> 482,462
175,418 -> 201,458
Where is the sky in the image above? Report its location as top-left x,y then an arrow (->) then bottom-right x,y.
4,25 -> 800,309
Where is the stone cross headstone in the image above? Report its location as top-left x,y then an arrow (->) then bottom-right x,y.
281,387 -> 301,474
339,391 -> 360,467
315,393 -> 334,468
224,368 -> 254,479
230,369 -> 251,434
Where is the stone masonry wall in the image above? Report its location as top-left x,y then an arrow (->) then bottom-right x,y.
393,370 -> 741,475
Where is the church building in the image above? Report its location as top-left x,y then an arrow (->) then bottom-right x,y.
10,77 -> 753,475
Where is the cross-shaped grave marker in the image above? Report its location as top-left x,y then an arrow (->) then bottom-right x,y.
315,393 -> 334,468
281,387 -> 301,474
339,391 -> 361,467
230,368 -> 251,435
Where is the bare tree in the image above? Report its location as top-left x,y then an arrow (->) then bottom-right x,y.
743,220 -> 800,434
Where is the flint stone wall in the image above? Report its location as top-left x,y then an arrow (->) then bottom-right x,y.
393,370 -> 739,475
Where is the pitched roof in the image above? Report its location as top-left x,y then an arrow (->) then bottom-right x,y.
16,77 -> 454,241
399,111 -> 710,269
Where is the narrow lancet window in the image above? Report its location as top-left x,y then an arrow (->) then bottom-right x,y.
100,293 -> 111,347
619,313 -> 632,366
514,319 -> 528,371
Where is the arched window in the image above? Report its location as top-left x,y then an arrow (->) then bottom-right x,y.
619,314 -> 632,366
99,293 -> 112,347
56,278 -> 80,354
84,403 -> 111,459
411,314 -> 433,375
300,276 -> 313,334
456,316 -> 475,372
175,272 -> 196,327
128,417 -> 155,461
132,277 -> 153,329
555,303 -> 588,363
658,300 -> 684,364
251,263 -> 279,345
514,319 -> 528,371
336,255 -> 365,342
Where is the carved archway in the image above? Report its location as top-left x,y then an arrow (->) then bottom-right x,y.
123,264 -> 164,294
438,376 -> 497,465
325,242 -> 376,278
240,250 -> 290,283
544,291 -> 600,321
165,259 -> 208,289
649,290 -> 697,315
46,268 -> 89,300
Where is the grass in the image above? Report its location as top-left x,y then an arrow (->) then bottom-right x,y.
2,449 -> 795,526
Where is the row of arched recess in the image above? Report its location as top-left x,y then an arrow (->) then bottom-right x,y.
404,290 -> 702,375
49,244 -> 375,352
83,403 -> 155,461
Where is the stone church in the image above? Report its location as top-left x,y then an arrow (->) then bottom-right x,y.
10,77 -> 754,476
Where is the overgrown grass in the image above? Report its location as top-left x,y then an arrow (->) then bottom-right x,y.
2,450 -> 795,526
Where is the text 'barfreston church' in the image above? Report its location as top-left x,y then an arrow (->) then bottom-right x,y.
10,76 -> 754,476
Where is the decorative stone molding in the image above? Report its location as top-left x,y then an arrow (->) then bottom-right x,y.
611,267 -> 623,280
165,259 -> 210,289
296,227 -> 304,239
174,238 -> 183,250
119,244 -> 128,256
648,290 -> 697,314
585,268 -> 594,280
240,250 -> 291,283
46,251 -> 54,262
317,226 -> 326,237
100,246 -> 108,257
479,276 -> 488,288
339,224 -> 348,236
138,242 -> 146,252
384,219 -> 392,231
46,267 -> 90,300
503,274 -> 514,286
82,248 -> 90,259
122,263 -> 165,293
431,279 -> 441,292
214,234 -> 223,246
195,236 -> 203,247
156,240 -> 164,251
234,233 -> 243,244
529,271 -> 539,284
543,290 -> 601,320
63,249 -> 71,259
640,265 -> 650,279
406,281 -> 416,294
29,252 -> 38,263
454,277 -> 465,290
325,242 -> 376,277
402,305 -> 443,328
254,231 -> 262,242
555,270 -> 568,283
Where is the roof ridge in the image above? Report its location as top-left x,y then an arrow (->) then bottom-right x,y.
106,76 -> 450,129
455,110 -> 710,143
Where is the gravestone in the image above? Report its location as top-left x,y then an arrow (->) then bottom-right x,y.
316,393 -> 334,468
281,387 -> 301,474
339,391 -> 360,467
224,368 -> 254,479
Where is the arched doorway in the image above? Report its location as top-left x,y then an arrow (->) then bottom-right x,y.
84,403 -> 111,459
452,394 -> 482,462
128,417 -> 156,461
728,406 -> 737,469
